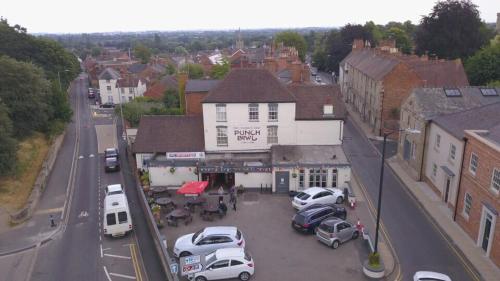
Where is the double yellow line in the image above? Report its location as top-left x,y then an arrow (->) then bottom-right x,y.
130,243 -> 143,281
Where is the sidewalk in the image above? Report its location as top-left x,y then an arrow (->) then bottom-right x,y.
388,157 -> 500,281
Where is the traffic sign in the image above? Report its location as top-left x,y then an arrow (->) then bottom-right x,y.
170,263 -> 178,274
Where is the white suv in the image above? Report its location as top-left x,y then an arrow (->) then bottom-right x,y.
188,248 -> 254,281
292,187 -> 344,210
174,226 -> 245,258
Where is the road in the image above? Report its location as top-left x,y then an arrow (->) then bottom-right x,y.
24,74 -> 164,280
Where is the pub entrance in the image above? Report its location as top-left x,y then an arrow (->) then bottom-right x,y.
202,173 -> 235,190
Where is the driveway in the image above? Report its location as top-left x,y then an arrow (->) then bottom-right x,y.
162,192 -> 370,281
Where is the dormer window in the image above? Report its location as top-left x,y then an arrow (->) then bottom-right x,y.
323,104 -> 334,115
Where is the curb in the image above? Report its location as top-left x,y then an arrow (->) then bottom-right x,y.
0,223 -> 62,257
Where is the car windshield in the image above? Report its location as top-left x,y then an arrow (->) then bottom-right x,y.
108,190 -> 122,195
205,252 -> 217,265
318,222 -> 335,232
244,251 -> 251,261
192,229 -> 204,243
236,229 -> 242,240
294,214 -> 306,224
106,158 -> 117,165
296,192 -> 310,200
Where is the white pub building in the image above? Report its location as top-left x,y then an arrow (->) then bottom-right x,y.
133,68 -> 351,193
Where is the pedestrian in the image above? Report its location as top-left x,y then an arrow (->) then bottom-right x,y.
218,185 -> 224,203
232,195 -> 237,211
229,185 -> 236,203
49,214 -> 56,227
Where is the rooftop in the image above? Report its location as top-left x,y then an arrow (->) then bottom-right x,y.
186,79 -> 220,92
98,67 -> 121,80
271,145 -> 349,167
288,84 -> 346,120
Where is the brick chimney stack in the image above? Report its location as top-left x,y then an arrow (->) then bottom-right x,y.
264,57 -> 277,73
291,61 -> 302,84
352,39 -> 364,50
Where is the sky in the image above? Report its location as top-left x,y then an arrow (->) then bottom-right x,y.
2,0 -> 498,34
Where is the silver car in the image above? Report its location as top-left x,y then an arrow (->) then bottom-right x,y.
316,218 -> 359,249
174,226 -> 245,258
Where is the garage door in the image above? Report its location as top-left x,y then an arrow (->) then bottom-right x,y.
275,172 -> 289,194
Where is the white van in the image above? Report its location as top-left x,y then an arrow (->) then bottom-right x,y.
103,193 -> 132,237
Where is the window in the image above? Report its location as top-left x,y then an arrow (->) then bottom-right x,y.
432,163 -> 437,177
128,97 -> 133,101
331,169 -> 337,188
469,153 -> 478,175
480,88 -> 498,96
120,88 -> 125,93
309,169 -> 327,187
129,88 -> 133,94
268,103 -> 278,121
491,168 -> 500,193
107,85 -> 112,91
267,126 -> 278,144
449,144 -> 456,161
463,193 -> 472,218
106,213 -> 116,226
107,96 -> 113,103
299,169 -> 305,189
323,104 -> 334,115
248,104 -> 259,121
210,260 -> 229,270
216,104 -> 226,122
118,212 -> 128,224
216,126 -> 228,147
435,134 -> 441,149
231,260 -> 244,266
411,142 -> 417,160
444,88 -> 462,97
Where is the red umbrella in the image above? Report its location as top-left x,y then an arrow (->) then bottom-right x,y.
176,181 -> 209,195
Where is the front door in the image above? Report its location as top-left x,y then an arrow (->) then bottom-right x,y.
403,138 -> 411,160
444,177 -> 451,203
481,212 -> 493,252
275,172 -> 289,194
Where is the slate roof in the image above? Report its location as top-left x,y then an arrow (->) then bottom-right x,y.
432,102 -> 500,139
128,63 -> 148,74
117,77 -> 141,88
186,80 -> 220,92
341,49 -> 399,80
203,68 -> 296,103
405,59 -> 469,87
98,67 -> 121,80
288,84 -> 346,120
271,145 -> 349,167
483,124 -> 500,145
133,116 -> 204,153
412,87 -> 500,120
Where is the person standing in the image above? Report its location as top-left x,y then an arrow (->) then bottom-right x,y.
229,185 -> 236,203
232,194 -> 237,211
218,185 -> 224,203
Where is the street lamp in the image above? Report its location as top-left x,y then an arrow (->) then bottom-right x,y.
58,69 -> 70,92
373,128 -> 420,256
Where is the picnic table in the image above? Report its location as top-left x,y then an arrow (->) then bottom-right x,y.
166,208 -> 193,226
155,197 -> 176,210
185,196 -> 207,211
200,203 -> 226,221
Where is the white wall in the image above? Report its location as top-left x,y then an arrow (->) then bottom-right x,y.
149,166 -> 197,187
424,123 -> 464,206
99,79 -> 119,104
203,103 -> 297,152
234,173 -> 272,189
273,166 -> 351,192
296,120 -> 343,145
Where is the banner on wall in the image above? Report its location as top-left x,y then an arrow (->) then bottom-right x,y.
166,152 -> 205,159
233,127 -> 262,144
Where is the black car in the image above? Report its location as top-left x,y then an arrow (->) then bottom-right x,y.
104,148 -> 119,160
299,203 -> 347,220
101,102 -> 115,108
105,157 -> 120,172
292,205 -> 347,234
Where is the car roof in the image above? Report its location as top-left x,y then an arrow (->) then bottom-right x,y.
214,248 -> 245,259
321,218 -> 343,226
414,271 -> 451,281
203,226 -> 237,236
105,148 -> 117,152
299,206 -> 332,217
302,187 -> 326,195
107,184 -> 122,192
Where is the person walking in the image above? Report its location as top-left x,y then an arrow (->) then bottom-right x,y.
229,185 -> 236,204
232,194 -> 237,211
49,214 -> 56,227
218,186 -> 224,203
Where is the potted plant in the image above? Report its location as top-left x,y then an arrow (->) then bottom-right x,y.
141,171 -> 150,192
363,252 -> 385,278
292,172 -> 297,178
151,204 -> 161,223
170,167 -> 176,174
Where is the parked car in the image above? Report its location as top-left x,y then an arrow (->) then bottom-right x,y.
315,76 -> 322,82
101,102 -> 115,108
174,226 -> 245,258
104,148 -> 119,159
413,271 -> 451,281
105,184 -> 123,196
105,157 -> 120,172
292,187 -> 344,210
299,203 -> 347,220
188,248 -> 254,281
103,193 -> 132,237
315,218 -> 359,249
88,90 -> 95,99
292,205 -> 344,233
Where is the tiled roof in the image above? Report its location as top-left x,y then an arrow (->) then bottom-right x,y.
117,77 -> 141,88
412,87 -> 500,120
128,63 -> 148,74
203,68 -> 295,103
133,116 -> 204,153
484,124 -> 500,145
432,102 -> 500,139
341,49 -> 399,80
143,75 -> 178,100
186,79 -> 220,92
98,67 -> 121,80
288,84 -> 346,120
271,145 -> 349,166
406,59 -> 469,87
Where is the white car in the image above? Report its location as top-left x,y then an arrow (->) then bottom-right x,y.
105,184 -> 123,196
174,226 -> 245,258
292,187 -> 344,210
188,248 -> 254,281
413,271 -> 451,281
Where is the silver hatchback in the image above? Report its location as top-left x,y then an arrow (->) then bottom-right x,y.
316,218 -> 359,249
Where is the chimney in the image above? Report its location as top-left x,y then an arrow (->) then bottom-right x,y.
302,65 -> 311,83
352,39 -> 364,50
264,57 -> 277,73
291,61 -> 302,84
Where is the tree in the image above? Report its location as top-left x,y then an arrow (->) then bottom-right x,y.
165,63 -> 176,75
385,27 -> 413,54
163,89 -> 180,108
181,64 -> 204,79
275,31 -> 307,61
464,42 -> 500,86
364,21 -> 384,44
210,59 -> 230,79
0,100 -> 17,176
134,43 -> 151,64
415,0 -> 490,59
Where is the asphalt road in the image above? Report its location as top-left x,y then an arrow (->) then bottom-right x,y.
342,119 -> 478,281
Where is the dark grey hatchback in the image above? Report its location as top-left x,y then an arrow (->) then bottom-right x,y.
291,205 -> 346,234
105,157 -> 120,172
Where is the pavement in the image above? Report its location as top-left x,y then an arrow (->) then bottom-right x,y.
343,102 -> 483,281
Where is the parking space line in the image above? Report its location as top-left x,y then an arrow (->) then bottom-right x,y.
103,266 -> 112,281
109,272 -> 136,280
104,254 -> 131,260
130,244 -> 143,281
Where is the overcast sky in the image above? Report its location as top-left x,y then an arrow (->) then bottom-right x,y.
2,0 -> 498,34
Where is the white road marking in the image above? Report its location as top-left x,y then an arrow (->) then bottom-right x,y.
89,154 -> 95,158
109,272 -> 136,280
104,254 -> 131,260
78,211 -> 89,218
79,155 -> 84,159
103,266 -> 112,281
100,244 -> 103,258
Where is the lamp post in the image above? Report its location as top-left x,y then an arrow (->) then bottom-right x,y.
373,128 -> 420,256
58,69 -> 70,92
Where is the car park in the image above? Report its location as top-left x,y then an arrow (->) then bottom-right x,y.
291,205 -> 343,233
315,218 -> 359,249
104,148 -> 119,159
413,271 -> 451,281
292,187 -> 344,210
105,184 -> 123,196
105,157 -> 120,172
174,226 -> 245,258
188,248 -> 254,281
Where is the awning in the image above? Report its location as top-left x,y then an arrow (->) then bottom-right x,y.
176,181 -> 208,195
440,165 -> 455,177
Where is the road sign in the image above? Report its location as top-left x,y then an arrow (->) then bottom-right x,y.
170,263 -> 178,274
181,263 -> 203,275
180,254 -> 205,276
184,255 -> 201,265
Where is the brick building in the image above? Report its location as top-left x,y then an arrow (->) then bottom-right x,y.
339,39 -> 469,136
456,126 -> 500,267
185,79 -> 220,116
